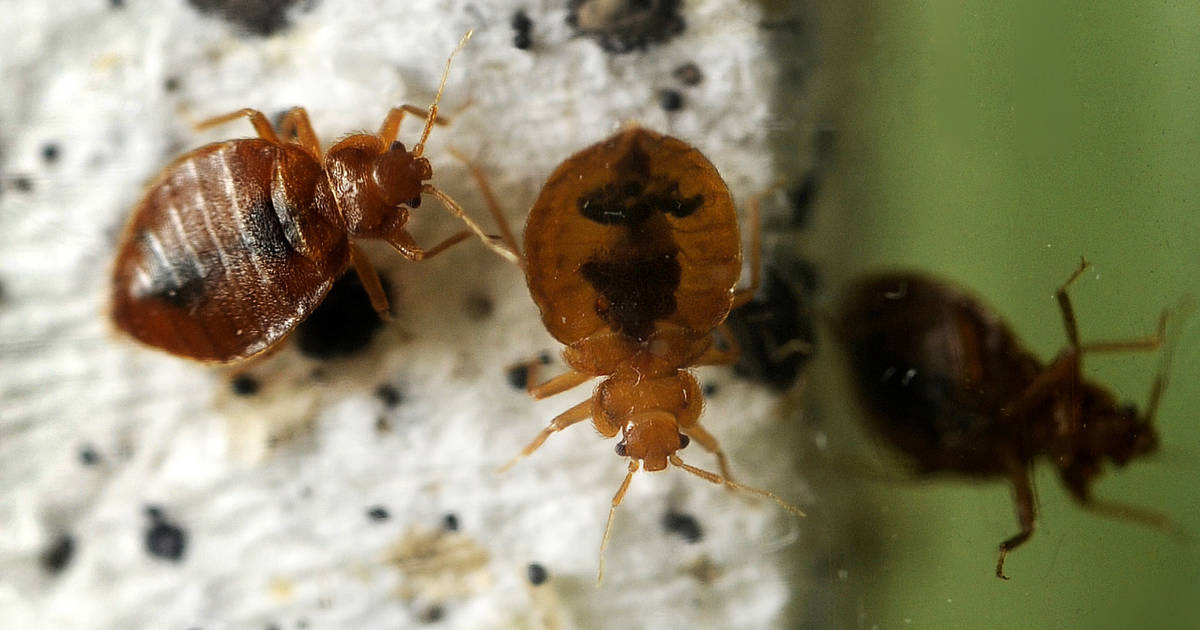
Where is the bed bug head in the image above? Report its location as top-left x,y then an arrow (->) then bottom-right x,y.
613,411 -> 690,472
371,142 -> 432,209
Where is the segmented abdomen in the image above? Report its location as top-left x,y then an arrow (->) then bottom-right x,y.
110,139 -> 347,362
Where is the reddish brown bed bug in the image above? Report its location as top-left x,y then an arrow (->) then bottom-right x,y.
110,32 -> 515,363
468,126 -> 805,580
835,261 -> 1182,579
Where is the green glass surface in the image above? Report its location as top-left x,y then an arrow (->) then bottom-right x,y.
838,2 -> 1200,628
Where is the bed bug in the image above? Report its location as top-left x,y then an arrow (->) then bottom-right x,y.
471,126 -> 805,580
110,32 -> 514,363
835,261 -> 1179,578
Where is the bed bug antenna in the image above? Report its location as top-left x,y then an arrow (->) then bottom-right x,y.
597,460 -> 639,585
414,29 -> 473,158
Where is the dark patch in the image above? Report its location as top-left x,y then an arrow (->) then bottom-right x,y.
185,0 -> 311,37
375,383 -> 402,407
614,440 -> 627,457
136,231 -> 208,309
40,533 -> 75,574
567,0 -> 686,54
41,143 -> 60,164
366,506 -> 389,521
297,619 -> 309,629
701,382 -> 717,397
164,76 -> 181,93
13,176 -> 33,192
526,562 -> 548,585
672,62 -> 703,86
662,510 -> 703,543
230,374 -> 260,396
374,416 -> 392,433
787,171 -> 819,229
726,264 -> 815,390
578,143 -> 703,226
145,508 -> 188,561
463,291 -> 493,321
506,364 -> 530,390
241,195 -> 293,260
512,9 -> 533,49
580,252 -> 681,341
78,444 -> 101,466
505,353 -> 551,390
417,605 -> 444,623
659,89 -> 684,112
294,270 -> 387,359
441,513 -> 459,531
109,0 -> 125,8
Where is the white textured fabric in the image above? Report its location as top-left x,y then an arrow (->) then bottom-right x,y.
0,2 -> 812,628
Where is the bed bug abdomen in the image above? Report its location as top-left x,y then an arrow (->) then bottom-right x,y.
111,139 -> 348,362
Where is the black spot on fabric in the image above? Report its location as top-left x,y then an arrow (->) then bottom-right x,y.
672,62 -> 703,86
441,513 -> 459,531
144,508 -> 188,561
375,383 -> 402,407
526,562 -> 548,585
577,144 -> 703,226
294,270 -> 386,359
230,374 -> 260,396
580,252 -> 680,341
185,0 -> 313,37
41,143 -> 60,164
78,444 -> 101,466
567,0 -> 686,54
366,506 -> 389,521
40,534 -> 75,574
659,89 -> 684,112
512,9 -> 533,49
662,510 -> 703,542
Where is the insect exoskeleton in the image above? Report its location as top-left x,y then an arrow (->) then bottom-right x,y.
834,261 -> 1181,578
109,31 -> 514,363
472,125 -> 805,580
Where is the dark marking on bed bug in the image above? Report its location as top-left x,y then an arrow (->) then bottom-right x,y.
579,253 -> 681,341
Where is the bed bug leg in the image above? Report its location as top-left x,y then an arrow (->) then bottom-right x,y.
498,398 -> 593,473
194,108 -> 281,144
679,423 -> 735,486
377,105 -> 450,146
598,460 -> 639,585
996,464 -> 1036,579
669,454 -> 806,518
731,183 -> 768,309
348,244 -> 392,320
278,107 -> 320,157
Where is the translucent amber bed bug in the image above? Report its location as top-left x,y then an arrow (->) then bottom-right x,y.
835,261 -> 1183,578
468,126 -> 805,579
110,32 -> 514,363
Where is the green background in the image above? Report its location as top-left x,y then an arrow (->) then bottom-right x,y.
835,2 -> 1200,628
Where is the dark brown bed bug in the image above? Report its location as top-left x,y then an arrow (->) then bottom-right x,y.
110,32 -> 514,363
835,261 -> 1179,578
472,126 -> 804,580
